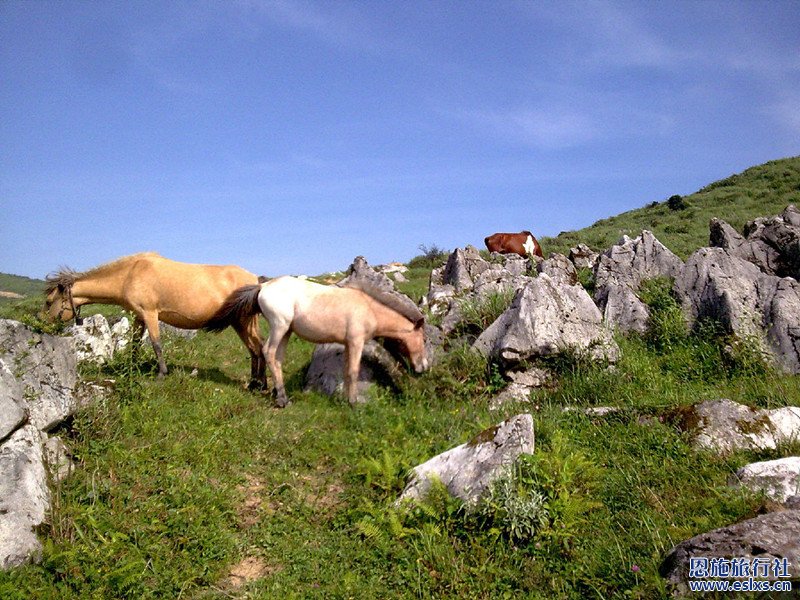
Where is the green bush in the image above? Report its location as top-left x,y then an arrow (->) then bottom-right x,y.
408,243 -> 449,269
666,194 -> 690,211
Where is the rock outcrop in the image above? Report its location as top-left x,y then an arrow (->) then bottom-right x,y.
729,457 -> 800,503
710,205 -> 800,279
675,398 -> 800,454
675,247 -> 800,373
0,319 -> 82,568
594,230 -> 683,334
660,510 -> 800,594
474,273 -> 619,366
398,414 -> 535,507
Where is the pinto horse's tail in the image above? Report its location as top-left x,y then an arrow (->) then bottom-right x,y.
204,284 -> 263,332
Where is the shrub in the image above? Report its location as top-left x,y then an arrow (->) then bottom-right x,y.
666,194 -> 690,211
638,277 -> 688,351
456,289 -> 515,334
408,244 -> 449,269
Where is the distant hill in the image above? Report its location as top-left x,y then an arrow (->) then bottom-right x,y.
541,156 -> 800,259
0,273 -> 45,305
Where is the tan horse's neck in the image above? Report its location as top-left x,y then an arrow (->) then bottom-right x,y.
70,255 -> 149,307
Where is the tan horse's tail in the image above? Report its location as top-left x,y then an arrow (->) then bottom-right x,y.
204,284 -> 263,332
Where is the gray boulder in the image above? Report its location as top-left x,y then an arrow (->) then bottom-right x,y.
537,253 -> 578,287
660,510 -> 800,594
679,399 -> 800,454
709,218 -> 782,275
0,363 -> 27,444
594,230 -> 683,334
730,457 -> 800,503
398,414 -> 535,507
711,205 -> 800,279
441,246 -> 493,293
474,273 -> 619,366
0,425 -> 50,569
305,341 -> 404,401
489,367 -> 554,410
675,248 -> 800,373
0,319 -> 79,432
0,319 -> 100,570
68,314 -> 130,364
569,243 -> 599,270
428,248 -> 535,336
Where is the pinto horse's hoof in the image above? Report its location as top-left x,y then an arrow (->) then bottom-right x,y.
275,398 -> 292,409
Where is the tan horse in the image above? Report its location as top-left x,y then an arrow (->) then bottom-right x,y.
43,252 -> 266,388
206,276 -> 429,407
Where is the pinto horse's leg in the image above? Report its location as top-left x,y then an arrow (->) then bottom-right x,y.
343,337 -> 365,406
140,311 -> 167,377
264,327 -> 292,408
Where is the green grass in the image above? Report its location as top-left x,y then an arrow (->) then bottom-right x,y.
1,156 -> 799,598
2,289 -> 797,598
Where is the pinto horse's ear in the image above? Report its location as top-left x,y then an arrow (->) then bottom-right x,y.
414,317 -> 425,329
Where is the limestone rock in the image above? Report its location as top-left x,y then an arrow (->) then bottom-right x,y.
729,457 -> 800,503
682,399 -> 800,454
660,510 -> 800,594
0,425 -> 50,569
474,274 -> 619,365
398,414 -> 535,507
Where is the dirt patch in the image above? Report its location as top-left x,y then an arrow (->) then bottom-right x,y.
0,291 -> 24,299
236,474 -> 267,528
299,469 -> 345,515
223,555 -> 281,589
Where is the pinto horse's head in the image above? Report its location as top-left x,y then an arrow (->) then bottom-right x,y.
386,317 -> 429,374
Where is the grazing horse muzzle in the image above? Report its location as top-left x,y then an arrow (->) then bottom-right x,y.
412,354 -> 430,374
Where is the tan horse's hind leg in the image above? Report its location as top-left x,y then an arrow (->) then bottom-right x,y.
264,327 -> 292,408
343,337 -> 365,406
140,311 -> 167,377
233,316 -> 267,390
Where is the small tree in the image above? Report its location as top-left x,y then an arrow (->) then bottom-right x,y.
666,194 -> 689,211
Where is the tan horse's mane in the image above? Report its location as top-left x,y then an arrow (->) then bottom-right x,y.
45,252 -> 161,294
342,280 -> 424,324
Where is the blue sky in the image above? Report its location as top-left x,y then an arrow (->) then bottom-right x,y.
2,0 -> 799,279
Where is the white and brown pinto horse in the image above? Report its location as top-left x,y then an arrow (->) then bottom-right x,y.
206,276 -> 429,407
43,252 -> 267,388
484,231 -> 544,258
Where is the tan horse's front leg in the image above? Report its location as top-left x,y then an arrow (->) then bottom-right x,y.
343,337 -> 365,406
140,311 -> 167,377
264,329 -> 292,408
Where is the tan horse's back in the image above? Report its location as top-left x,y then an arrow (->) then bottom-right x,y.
120,254 -> 259,329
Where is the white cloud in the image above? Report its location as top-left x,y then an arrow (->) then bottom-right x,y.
465,107 -> 598,149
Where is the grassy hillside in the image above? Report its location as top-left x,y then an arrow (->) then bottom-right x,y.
1,157 -> 799,598
0,273 -> 45,304
542,156 -> 800,258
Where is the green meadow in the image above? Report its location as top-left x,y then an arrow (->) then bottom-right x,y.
1,156 -> 799,598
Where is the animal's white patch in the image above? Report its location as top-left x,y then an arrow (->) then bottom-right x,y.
523,235 -> 537,256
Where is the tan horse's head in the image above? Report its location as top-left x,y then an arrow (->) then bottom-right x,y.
42,270 -> 79,322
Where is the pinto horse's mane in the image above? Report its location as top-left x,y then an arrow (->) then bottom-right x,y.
341,279 -> 424,324
45,252 -> 161,294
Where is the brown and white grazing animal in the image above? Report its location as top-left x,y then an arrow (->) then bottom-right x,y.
43,252 -> 266,388
205,276 -> 429,407
484,231 -> 543,258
